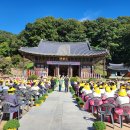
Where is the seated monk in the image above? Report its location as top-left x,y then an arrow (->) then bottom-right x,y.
93,87 -> 101,97
116,89 -> 130,105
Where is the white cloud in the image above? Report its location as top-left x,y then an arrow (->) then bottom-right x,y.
80,16 -> 92,21
79,10 -> 101,21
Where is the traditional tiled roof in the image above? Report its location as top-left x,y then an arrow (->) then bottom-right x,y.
19,40 -> 108,57
107,63 -> 128,70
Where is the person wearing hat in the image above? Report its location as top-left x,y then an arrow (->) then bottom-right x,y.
31,82 -> 40,97
93,87 -> 101,97
0,81 -> 3,92
2,81 -> 9,91
127,88 -> 130,95
104,86 -> 115,98
31,82 -> 40,91
99,83 -> 105,94
111,84 -> 117,93
9,86 -> 16,92
82,83 -> 92,95
19,83 -> 26,89
2,89 -> 20,118
44,81 -> 50,89
116,89 -> 130,105
51,77 -> 55,91
64,75 -> 69,92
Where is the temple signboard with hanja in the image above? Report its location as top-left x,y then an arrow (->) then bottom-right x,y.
19,40 -> 108,78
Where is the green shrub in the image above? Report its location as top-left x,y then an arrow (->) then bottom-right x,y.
48,89 -> 53,93
28,74 -> 38,80
78,100 -> 85,106
69,87 -> 72,90
25,62 -> 34,69
69,87 -> 75,94
72,94 -> 77,98
87,78 -> 97,82
34,100 -> 42,104
71,89 -> 75,94
44,93 -> 48,96
76,97 -> 82,102
93,121 -> 106,130
54,78 -> 58,83
3,119 -> 20,130
39,96 -> 46,101
70,77 -> 79,82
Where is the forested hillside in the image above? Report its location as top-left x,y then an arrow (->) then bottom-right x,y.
1,16 -> 130,74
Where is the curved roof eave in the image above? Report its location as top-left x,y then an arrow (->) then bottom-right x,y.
19,49 -> 108,57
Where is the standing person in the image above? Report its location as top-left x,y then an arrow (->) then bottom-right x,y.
75,82 -> 80,96
64,75 -> 69,92
0,81 -> 3,92
50,77 -> 55,91
59,76 -> 63,92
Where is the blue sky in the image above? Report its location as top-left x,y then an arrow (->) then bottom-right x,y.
0,0 -> 130,34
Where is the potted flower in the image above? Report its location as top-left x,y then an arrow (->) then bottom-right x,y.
48,89 -> 53,93
34,100 -> 42,106
93,121 -> 106,130
72,94 -> 77,99
44,93 -> 48,98
76,97 -> 82,102
78,100 -> 85,108
38,96 -> 46,102
3,119 -> 20,130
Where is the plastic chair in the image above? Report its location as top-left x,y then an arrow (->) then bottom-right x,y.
103,97 -> 117,106
17,91 -> 30,112
1,101 -> 20,121
98,103 -> 115,128
84,93 -> 93,102
89,97 -> 102,116
115,103 -> 130,128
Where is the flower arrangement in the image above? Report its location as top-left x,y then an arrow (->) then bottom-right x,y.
93,121 -> 106,130
72,94 -> 77,98
34,100 -> 42,106
44,93 -> 48,96
3,119 -> 20,130
44,93 -> 48,98
76,97 -> 82,102
38,96 -> 46,102
48,89 -> 53,93
78,100 -> 85,108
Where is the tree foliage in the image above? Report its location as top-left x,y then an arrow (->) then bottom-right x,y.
1,16 -> 130,74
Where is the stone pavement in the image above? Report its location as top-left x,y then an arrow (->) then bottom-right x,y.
19,88 -> 95,130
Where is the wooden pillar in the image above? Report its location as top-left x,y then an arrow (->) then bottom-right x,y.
57,65 -> 59,77
78,65 -> 81,77
46,65 -> 48,77
67,66 -> 69,76
68,66 -> 70,77
70,66 -> 73,77
90,65 -> 93,73
54,65 -> 59,77
54,67 -> 56,77
68,65 -> 73,77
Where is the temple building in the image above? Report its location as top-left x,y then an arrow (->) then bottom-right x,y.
107,63 -> 129,78
19,40 -> 108,78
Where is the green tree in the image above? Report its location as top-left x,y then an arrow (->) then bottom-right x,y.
0,57 -> 12,74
